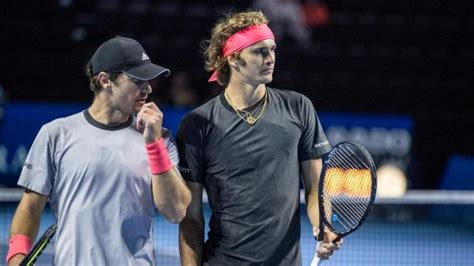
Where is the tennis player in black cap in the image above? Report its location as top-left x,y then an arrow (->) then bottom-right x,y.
6,36 -> 191,266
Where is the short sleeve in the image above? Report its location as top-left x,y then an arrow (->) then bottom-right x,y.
17,124 -> 56,195
298,96 -> 331,161
163,129 -> 179,167
176,113 -> 207,184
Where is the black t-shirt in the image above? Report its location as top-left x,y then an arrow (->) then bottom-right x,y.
177,87 -> 331,265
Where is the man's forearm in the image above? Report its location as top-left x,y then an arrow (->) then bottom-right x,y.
152,168 -> 191,223
306,190 -> 321,231
10,208 -> 41,240
7,209 -> 40,266
7,191 -> 47,265
179,217 -> 204,266
301,159 -> 324,235
10,191 -> 47,239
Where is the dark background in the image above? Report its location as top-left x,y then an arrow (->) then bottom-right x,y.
0,0 -> 473,189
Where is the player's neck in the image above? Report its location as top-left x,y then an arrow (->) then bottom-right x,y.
88,98 -> 130,125
225,83 -> 266,109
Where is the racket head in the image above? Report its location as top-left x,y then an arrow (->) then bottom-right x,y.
318,141 -> 377,237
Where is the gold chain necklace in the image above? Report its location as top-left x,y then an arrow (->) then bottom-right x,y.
231,94 -> 265,120
225,88 -> 268,125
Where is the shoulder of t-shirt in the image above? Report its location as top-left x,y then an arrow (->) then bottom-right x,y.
180,94 -> 220,129
268,87 -> 313,107
190,94 -> 221,116
40,111 -> 85,134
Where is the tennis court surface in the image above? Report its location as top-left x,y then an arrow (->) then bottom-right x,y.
1,189 -> 473,265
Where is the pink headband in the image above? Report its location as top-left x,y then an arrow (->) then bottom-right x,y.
208,24 -> 275,82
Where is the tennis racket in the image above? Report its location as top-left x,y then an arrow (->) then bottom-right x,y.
20,224 -> 57,266
311,141 -> 377,265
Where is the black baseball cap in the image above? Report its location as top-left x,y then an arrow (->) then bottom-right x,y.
90,36 -> 170,80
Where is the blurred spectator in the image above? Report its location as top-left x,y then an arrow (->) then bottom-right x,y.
169,71 -> 198,108
252,0 -> 313,50
301,0 -> 330,28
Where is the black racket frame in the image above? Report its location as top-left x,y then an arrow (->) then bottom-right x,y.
317,141 -> 377,241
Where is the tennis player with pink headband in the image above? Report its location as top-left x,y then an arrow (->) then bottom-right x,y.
177,11 -> 342,265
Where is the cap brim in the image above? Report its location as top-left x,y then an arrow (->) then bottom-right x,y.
123,63 -> 170,80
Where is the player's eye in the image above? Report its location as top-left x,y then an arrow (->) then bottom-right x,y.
129,77 -> 147,87
254,48 -> 269,56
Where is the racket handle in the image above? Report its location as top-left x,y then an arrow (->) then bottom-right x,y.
310,253 -> 322,266
310,242 -> 324,266
312,236 -> 342,266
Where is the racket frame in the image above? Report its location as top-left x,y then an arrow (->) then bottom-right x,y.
317,141 -> 377,240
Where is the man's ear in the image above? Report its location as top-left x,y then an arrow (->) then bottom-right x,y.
227,56 -> 239,69
228,55 -> 245,69
97,72 -> 112,89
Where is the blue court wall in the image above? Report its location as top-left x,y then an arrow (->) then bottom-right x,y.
439,155 -> 474,190
0,101 -> 413,187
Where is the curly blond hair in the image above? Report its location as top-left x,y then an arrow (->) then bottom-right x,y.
203,11 -> 269,86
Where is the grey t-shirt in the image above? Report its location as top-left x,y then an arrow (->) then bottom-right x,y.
177,88 -> 331,265
18,110 -> 179,266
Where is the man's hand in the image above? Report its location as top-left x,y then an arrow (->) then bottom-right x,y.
7,254 -> 25,266
136,102 -> 163,144
313,226 -> 343,260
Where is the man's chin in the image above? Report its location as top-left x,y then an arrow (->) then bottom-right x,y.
262,76 -> 273,84
134,104 -> 143,113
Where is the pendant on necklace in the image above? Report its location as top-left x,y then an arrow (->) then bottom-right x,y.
245,114 -> 257,125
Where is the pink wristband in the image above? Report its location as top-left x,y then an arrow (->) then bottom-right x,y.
146,138 -> 173,175
6,234 -> 32,263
